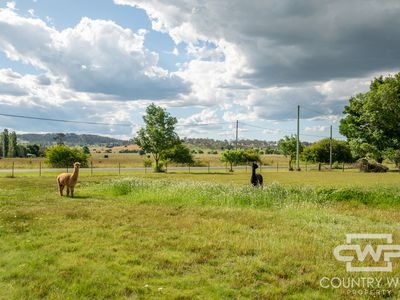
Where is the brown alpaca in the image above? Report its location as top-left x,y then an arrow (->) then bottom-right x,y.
57,162 -> 80,197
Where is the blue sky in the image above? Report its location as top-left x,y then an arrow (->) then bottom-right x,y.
0,0 -> 399,142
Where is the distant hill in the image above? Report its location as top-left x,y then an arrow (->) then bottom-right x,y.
183,138 -> 279,150
17,133 -> 128,146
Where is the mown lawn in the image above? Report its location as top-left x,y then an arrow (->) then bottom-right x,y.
1,174 -> 400,299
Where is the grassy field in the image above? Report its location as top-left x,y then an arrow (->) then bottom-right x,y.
1,172 -> 400,299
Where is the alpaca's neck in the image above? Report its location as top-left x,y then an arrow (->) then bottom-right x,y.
71,167 -> 79,179
252,167 -> 256,176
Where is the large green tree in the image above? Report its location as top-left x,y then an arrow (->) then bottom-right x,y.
301,138 -> 353,163
340,73 -> 400,162
135,104 -> 180,172
278,135 -> 303,171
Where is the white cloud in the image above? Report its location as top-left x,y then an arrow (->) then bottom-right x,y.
0,8 -> 188,100
176,108 -> 227,137
27,9 -> 35,17
6,2 -> 16,10
304,126 -> 328,133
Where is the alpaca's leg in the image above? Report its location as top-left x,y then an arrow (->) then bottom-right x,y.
71,187 -> 74,198
59,184 -> 64,196
67,186 -> 70,197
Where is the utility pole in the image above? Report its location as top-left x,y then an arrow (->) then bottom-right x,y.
296,105 -> 300,171
329,125 -> 333,170
235,120 -> 239,150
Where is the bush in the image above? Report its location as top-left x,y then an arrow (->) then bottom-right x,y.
302,138 -> 353,163
143,158 -> 152,168
46,145 -> 88,168
154,160 -> 165,172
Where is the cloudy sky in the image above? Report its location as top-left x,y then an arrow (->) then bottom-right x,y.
0,0 -> 399,141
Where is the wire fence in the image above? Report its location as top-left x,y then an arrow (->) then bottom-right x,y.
0,159 -> 358,178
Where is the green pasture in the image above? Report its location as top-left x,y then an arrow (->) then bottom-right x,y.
0,172 -> 400,299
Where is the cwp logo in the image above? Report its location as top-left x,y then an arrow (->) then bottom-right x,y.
333,234 -> 400,272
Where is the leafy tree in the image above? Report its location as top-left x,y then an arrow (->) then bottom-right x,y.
221,149 -> 260,172
135,104 -> 180,172
278,135 -> 303,171
82,146 -> 91,155
384,148 -> 400,169
1,129 -> 9,158
243,149 -> 261,163
16,145 -> 27,158
8,131 -> 17,158
221,150 -> 245,172
340,73 -> 400,162
301,138 -> 353,163
161,143 -> 194,165
27,144 -> 40,157
46,145 -> 88,168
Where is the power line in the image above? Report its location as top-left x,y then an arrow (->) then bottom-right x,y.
241,122 -> 292,133
0,113 -> 132,127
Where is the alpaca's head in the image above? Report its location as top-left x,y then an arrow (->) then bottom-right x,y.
73,162 -> 81,168
252,162 -> 258,169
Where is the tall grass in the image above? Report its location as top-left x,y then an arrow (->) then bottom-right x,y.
102,177 -> 400,208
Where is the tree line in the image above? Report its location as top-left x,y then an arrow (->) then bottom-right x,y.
0,128 -> 47,158
1,129 -> 19,158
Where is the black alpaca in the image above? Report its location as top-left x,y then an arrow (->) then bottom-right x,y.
251,162 -> 263,187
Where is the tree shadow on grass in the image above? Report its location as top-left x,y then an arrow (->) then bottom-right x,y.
66,195 -> 91,199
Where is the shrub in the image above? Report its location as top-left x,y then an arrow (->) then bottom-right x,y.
154,160 -> 165,172
143,158 -> 152,168
45,145 -> 88,167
